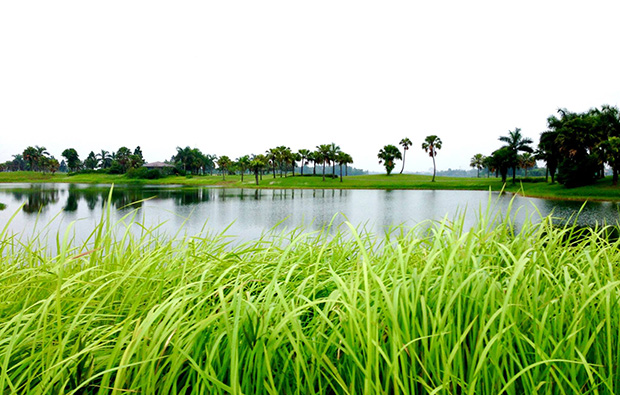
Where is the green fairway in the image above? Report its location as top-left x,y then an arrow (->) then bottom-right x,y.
1,171 -> 620,201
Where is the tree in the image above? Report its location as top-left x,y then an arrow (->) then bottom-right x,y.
23,146 -> 48,171
421,135 -> 442,182
377,145 -> 402,176
597,137 -> 620,185
518,152 -> 536,177
489,147 -> 513,183
62,148 -> 82,172
309,151 -> 319,176
236,155 -> 251,182
336,152 -> 353,182
217,156 -> 232,180
97,150 -> 112,169
173,146 -> 192,173
130,146 -> 145,169
298,149 -> 311,176
469,154 -> 486,178
328,143 -> 341,179
249,154 -> 267,185
537,130 -> 560,183
265,148 -> 278,178
498,127 -> 533,184
550,108 -> 601,187
114,147 -> 132,173
84,151 -> 99,170
316,144 -> 331,181
399,138 -> 412,174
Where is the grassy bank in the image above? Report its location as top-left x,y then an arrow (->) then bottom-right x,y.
1,208 -> 620,393
1,171 -> 620,201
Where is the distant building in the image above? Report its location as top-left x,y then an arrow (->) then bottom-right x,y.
143,161 -> 175,175
143,161 -> 175,170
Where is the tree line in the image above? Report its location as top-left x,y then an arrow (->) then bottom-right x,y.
4,104 -> 619,189
0,143 -> 357,185
466,105 -> 620,187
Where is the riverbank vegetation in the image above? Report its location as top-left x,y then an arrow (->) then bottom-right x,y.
2,105 -> 620,195
1,205 -> 619,393
2,171 -> 620,202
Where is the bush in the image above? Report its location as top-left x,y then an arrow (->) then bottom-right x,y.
108,163 -> 125,174
126,167 -> 164,179
557,156 -> 598,188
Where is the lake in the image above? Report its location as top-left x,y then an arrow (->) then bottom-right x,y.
1,183 -> 619,245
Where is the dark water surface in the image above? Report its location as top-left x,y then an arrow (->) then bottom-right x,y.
1,183 -> 619,244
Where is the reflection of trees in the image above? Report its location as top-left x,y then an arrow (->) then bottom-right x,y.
64,193 -> 78,211
168,188 -> 212,206
10,186 -> 60,214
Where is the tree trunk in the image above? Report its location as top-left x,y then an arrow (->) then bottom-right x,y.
400,151 -> 406,174
432,155 -> 436,182
322,162 -> 325,181
340,164 -> 343,182
512,166 -> 516,184
255,170 -> 259,185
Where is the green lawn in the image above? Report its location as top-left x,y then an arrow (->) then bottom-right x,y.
1,171 -> 620,201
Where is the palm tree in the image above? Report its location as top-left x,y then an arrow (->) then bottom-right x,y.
469,153 -> 486,178
498,127 -> 533,183
518,152 -> 536,177
328,143 -> 341,179
336,152 -> 353,182
377,145 -> 402,175
174,146 -> 193,172
316,144 -> 331,181
399,138 -> 412,174
537,130 -> 560,183
421,135 -> 442,182
97,150 -> 112,169
217,156 -> 232,180
236,155 -> 251,182
291,152 -> 301,176
249,154 -> 267,185
298,149 -> 311,176
265,148 -> 278,178
309,151 -> 319,176
23,146 -> 48,171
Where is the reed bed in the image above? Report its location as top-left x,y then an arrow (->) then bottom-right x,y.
1,203 -> 619,394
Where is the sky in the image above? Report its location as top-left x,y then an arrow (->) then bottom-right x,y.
1,1 -> 619,173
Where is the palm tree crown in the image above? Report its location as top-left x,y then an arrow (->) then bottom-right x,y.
377,145 -> 402,176
499,127 -> 533,183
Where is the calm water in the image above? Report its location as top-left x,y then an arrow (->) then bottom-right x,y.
1,183 -> 619,244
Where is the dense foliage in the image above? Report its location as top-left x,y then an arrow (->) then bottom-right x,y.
1,206 -> 620,394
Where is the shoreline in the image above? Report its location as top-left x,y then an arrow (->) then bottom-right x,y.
1,172 -> 619,203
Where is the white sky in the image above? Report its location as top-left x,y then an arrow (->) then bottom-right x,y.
1,1 -> 619,173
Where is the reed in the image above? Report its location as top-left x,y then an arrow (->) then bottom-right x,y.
1,202 -> 619,394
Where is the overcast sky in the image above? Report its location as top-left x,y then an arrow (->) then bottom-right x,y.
1,1 -> 619,173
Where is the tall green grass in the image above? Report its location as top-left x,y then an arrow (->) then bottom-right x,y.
1,202 -> 619,394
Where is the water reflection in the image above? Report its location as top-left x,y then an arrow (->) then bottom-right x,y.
1,183 -> 619,246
